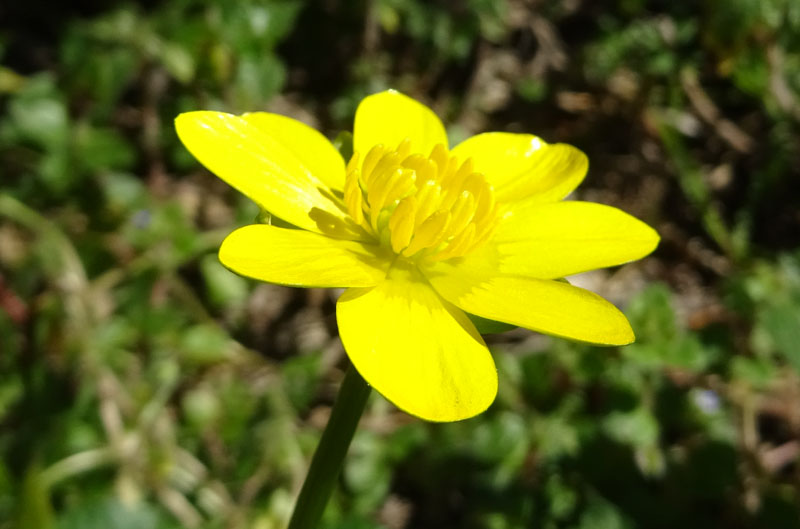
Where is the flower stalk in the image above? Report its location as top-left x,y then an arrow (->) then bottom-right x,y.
287,365 -> 371,529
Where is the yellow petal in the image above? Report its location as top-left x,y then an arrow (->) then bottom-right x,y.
451,132 -> 588,204
337,262 -> 497,421
424,262 -> 635,345
242,112 -> 346,191
487,201 -> 659,279
354,90 -> 448,158
175,111 -> 351,236
219,225 -> 389,287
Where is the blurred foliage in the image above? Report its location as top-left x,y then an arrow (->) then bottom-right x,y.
2,0 -> 800,528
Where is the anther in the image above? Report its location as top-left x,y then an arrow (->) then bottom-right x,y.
342,139 -> 499,261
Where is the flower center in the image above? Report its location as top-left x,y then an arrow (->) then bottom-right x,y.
343,139 -> 498,261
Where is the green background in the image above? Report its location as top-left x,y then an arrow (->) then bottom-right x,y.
2,1 -> 800,527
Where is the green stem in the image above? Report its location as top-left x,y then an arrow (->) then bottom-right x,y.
287,364 -> 371,529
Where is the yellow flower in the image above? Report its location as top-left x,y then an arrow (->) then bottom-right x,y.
175,90 -> 659,422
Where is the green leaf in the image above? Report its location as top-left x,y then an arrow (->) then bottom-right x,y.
603,406 -> 659,448
758,300 -> 800,371
182,386 -> 221,428
75,123 -> 136,173
6,75 -> 68,148
57,494 -> 171,529
546,475 -> 578,520
283,354 -> 322,413
179,324 -> 233,366
578,493 -> 633,529
158,42 -> 195,83
200,253 -> 249,309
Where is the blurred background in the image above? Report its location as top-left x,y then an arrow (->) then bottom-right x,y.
2,0 -> 800,528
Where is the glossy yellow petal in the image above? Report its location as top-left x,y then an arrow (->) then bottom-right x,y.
242,112 -> 345,191
354,90 -> 448,158
424,262 -> 634,345
451,132 -> 588,204
175,111 -> 351,236
219,225 -> 389,288
486,201 -> 659,279
337,262 -> 497,421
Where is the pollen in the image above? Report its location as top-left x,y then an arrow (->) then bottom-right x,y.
344,139 -> 499,261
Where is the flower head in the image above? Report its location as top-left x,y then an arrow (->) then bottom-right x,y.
175,90 -> 659,422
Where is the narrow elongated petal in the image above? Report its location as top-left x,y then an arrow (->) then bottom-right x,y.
354,90 -> 448,158
220,225 -> 389,288
486,201 -> 660,279
242,112 -> 346,191
175,111 -> 351,236
424,262 -> 634,345
452,132 -> 587,204
337,263 -> 497,421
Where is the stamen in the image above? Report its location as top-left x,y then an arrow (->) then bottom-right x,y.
413,180 -> 442,230
389,197 -> 417,253
401,154 -> 437,183
343,167 -> 363,224
404,210 -> 451,256
366,165 -> 393,207
431,223 -> 476,261
429,144 -> 449,174
342,138 -> 499,261
448,192 -> 476,235
362,145 -> 388,185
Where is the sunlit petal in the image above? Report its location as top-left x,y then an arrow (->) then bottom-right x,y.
337,262 -> 497,421
220,225 -> 388,288
424,260 -> 634,345
175,111 -> 351,236
452,132 -> 587,204
242,112 -> 346,191
354,90 -> 448,157
483,201 -> 659,279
